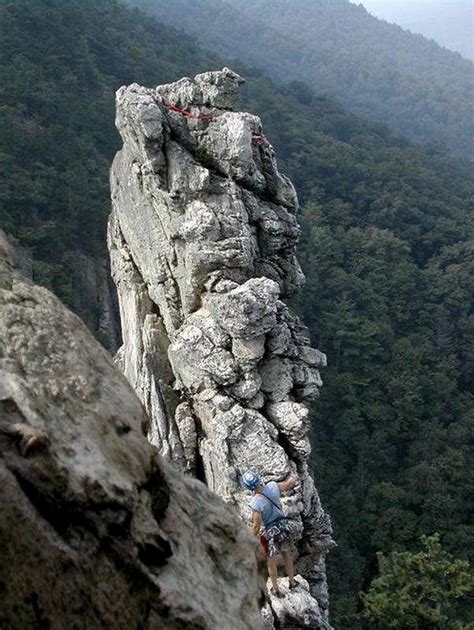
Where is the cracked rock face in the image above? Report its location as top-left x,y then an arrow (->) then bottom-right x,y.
0,229 -> 265,630
109,68 -> 334,628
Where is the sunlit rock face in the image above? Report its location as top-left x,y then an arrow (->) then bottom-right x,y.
0,229 -> 265,630
109,68 -> 334,628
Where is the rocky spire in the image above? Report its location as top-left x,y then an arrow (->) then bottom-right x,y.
109,68 -> 335,627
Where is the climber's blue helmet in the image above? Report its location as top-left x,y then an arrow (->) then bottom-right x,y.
242,471 -> 261,491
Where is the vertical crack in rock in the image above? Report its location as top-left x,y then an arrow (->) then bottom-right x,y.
109,67 -> 335,628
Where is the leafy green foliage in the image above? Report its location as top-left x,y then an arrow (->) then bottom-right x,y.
362,534 -> 473,629
128,0 -> 474,157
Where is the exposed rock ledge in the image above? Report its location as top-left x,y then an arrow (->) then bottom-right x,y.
109,68 -> 335,627
0,229 -> 265,629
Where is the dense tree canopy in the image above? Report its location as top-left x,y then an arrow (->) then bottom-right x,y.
1,1 -> 472,627
362,534 -> 473,629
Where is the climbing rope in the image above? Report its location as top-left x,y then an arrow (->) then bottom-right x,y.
251,134 -> 268,147
163,100 -> 217,121
163,100 -> 268,147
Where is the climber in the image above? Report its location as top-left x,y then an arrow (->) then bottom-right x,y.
242,470 -> 299,597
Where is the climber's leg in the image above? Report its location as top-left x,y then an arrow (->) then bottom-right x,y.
281,549 -> 295,584
267,555 -> 279,591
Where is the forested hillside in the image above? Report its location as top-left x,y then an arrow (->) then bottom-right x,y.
0,0 -> 218,343
248,79 -> 474,625
129,0 -> 474,158
361,0 -> 474,61
1,1 -> 472,627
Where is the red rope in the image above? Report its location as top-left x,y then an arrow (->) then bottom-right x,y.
163,100 -> 268,147
163,100 -> 217,121
251,134 -> 268,147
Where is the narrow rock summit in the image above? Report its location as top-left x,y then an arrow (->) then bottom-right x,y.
109,68 -> 334,627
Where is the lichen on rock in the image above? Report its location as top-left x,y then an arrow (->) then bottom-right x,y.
109,68 -> 335,627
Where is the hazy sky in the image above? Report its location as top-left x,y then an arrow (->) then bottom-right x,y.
351,0 -> 474,59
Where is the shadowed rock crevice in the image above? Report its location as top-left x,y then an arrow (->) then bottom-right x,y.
109,68 -> 335,628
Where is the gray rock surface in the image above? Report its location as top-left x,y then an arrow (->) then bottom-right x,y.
266,577 -> 331,629
109,68 -> 335,628
0,229 -> 265,629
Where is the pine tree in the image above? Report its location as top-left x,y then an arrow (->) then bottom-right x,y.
362,534 -> 473,629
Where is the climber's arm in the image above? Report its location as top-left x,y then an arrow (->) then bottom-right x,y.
251,510 -> 262,537
277,473 -> 298,493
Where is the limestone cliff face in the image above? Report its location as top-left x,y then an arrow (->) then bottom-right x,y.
0,229 -> 264,629
109,68 -> 334,627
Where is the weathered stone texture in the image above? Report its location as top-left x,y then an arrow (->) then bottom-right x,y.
0,229 -> 265,629
109,68 -> 334,628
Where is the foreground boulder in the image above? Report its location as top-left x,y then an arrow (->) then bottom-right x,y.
109,68 -> 335,627
0,230 -> 264,629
